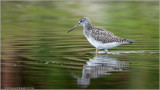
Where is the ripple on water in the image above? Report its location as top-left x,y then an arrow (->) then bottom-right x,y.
90,50 -> 159,55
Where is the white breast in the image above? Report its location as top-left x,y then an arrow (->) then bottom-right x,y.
86,36 -> 123,50
83,30 -> 125,50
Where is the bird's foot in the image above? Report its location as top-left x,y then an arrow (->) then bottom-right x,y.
105,52 -> 109,54
105,49 -> 108,54
96,49 -> 98,55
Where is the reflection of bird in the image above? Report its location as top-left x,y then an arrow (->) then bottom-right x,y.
82,55 -> 127,80
68,17 -> 133,54
70,54 -> 128,88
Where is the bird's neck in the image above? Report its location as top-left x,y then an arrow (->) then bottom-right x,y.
83,23 -> 92,30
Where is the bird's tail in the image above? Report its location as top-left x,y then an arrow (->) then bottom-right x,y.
127,40 -> 134,43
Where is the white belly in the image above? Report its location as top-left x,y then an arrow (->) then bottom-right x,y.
87,37 -> 123,50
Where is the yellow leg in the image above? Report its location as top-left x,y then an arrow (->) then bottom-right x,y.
96,49 -> 98,55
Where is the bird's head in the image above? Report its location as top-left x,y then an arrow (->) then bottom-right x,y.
67,17 -> 91,33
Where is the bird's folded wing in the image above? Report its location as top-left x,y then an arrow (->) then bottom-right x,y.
90,27 -> 127,43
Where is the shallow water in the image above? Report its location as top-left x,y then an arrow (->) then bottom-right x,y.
1,1 -> 159,89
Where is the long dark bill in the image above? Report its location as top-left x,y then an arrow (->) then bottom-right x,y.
67,23 -> 80,33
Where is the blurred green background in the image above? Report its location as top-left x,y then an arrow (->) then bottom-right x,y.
1,1 -> 159,89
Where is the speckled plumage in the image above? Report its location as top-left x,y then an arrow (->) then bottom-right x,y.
68,17 -> 133,54
85,26 -> 132,43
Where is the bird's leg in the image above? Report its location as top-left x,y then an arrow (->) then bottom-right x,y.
96,49 -> 98,55
105,49 -> 108,54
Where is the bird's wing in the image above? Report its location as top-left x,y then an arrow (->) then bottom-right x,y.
89,27 -> 127,43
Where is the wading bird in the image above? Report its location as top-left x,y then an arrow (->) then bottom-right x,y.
67,17 -> 133,55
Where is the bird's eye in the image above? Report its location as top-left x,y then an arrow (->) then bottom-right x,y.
80,20 -> 82,22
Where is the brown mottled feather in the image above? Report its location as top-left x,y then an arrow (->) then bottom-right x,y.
86,27 -> 130,43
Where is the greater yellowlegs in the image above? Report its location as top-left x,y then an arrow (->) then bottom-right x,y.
67,17 -> 133,54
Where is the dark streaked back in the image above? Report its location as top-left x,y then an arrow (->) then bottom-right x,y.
86,27 -> 130,43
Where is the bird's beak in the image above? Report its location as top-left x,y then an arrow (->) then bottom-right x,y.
67,23 -> 80,33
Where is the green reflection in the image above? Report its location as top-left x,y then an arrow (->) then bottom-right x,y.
1,1 -> 159,89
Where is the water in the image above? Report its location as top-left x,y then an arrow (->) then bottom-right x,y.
1,1 -> 159,89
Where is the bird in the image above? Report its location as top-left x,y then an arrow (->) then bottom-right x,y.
67,17 -> 133,55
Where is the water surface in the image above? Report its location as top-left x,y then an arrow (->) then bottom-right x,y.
1,1 -> 159,89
